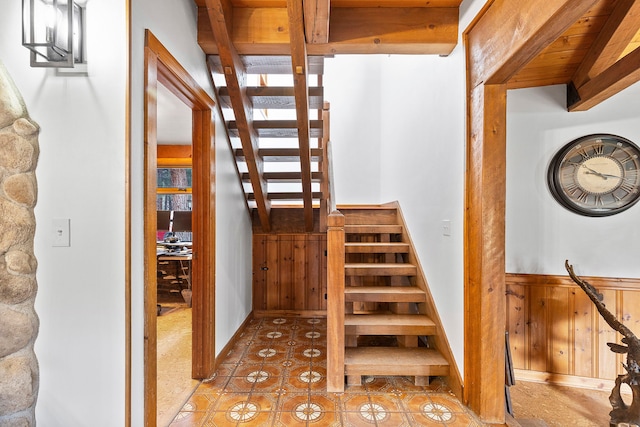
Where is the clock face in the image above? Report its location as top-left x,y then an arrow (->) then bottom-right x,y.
548,134 -> 640,216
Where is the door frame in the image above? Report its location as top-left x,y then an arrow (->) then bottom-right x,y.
462,0 -> 598,423
143,30 -> 216,426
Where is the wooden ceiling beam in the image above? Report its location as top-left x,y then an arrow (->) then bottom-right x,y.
198,6 -> 459,55
288,0 -> 314,232
204,0 -> 272,232
571,0 -> 640,88
568,45 -> 640,111
465,0 -> 599,88
304,0 -> 330,44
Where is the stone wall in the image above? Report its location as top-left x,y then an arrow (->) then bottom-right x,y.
0,62 -> 40,427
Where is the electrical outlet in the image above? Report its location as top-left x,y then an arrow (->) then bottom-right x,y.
442,220 -> 451,236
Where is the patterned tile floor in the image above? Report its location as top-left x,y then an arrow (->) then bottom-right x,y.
169,316 -> 485,427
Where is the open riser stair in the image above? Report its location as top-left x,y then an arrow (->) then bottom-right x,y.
327,204 -> 460,394
207,54 -> 334,233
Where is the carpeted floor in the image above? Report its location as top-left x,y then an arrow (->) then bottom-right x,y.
510,380 -> 614,426
157,300 -> 199,427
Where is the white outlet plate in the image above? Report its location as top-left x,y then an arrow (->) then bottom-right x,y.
52,218 -> 71,247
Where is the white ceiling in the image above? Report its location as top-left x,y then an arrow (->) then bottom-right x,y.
156,82 -> 192,145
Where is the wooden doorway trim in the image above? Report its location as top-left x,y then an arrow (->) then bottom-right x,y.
462,0 -> 599,424
144,30 -> 216,426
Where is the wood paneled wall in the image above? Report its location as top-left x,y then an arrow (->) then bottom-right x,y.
253,233 -> 327,316
506,273 -> 640,388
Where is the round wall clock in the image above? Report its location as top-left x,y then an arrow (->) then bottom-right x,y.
547,134 -> 640,216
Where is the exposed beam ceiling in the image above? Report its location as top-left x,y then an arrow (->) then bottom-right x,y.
196,0 -> 461,56
191,0 -> 640,232
568,0 -> 640,110
506,0 -> 640,111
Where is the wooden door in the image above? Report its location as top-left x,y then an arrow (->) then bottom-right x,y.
253,234 -> 327,315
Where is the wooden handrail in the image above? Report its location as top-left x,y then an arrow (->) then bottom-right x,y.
326,210 -> 345,392
320,102 -> 334,232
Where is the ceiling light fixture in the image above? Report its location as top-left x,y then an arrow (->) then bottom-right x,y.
22,0 -> 85,68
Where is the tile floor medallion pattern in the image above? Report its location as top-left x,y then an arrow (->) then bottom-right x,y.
170,317 -> 485,426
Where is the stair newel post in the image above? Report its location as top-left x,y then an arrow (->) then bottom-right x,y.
327,210 -> 345,392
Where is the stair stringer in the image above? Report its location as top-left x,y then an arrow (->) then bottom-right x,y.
381,200 -> 463,399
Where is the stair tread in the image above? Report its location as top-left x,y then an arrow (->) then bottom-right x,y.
345,263 -> 417,276
345,314 -> 435,327
345,286 -> 423,294
219,86 -> 324,110
235,148 -> 323,162
242,171 -> 323,182
229,120 -> 323,138
345,242 -> 408,247
345,286 -> 426,302
345,224 -> 402,233
345,263 -> 416,270
346,347 -> 448,365
208,55 -> 325,75
345,242 -> 409,253
248,191 -> 323,200
345,347 -> 450,379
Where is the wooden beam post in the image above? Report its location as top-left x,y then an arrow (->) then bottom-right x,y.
464,83 -> 507,424
304,0 -> 330,44
326,211 -> 345,392
463,0 -> 598,423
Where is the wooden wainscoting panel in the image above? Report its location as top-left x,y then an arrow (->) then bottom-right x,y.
253,233 -> 327,314
505,273 -> 640,390
622,290 -> 640,336
253,235 -> 267,311
599,289 -> 619,379
572,289 -> 595,378
548,286 -> 570,375
506,284 -> 527,369
528,285 -> 548,373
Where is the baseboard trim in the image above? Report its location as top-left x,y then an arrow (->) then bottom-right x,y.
513,369 -> 615,392
213,311 -> 254,372
253,310 -> 327,318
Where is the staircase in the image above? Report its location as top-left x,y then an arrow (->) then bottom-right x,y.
327,203 -> 456,391
207,54 -> 332,233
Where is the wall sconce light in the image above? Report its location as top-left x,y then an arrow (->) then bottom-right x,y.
22,0 -> 85,68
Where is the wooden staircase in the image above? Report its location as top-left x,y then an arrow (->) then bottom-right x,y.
327,203 -> 459,393
206,53 -> 333,233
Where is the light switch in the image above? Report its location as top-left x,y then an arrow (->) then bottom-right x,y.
441,220 -> 451,236
52,218 -> 70,247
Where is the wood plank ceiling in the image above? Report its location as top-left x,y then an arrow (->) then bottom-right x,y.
194,0 -> 640,231
509,0 -> 640,111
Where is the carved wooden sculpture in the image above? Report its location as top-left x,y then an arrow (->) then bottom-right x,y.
566,260 -> 640,427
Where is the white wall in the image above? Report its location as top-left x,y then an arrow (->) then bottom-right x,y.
377,52 -> 466,369
0,1 -> 127,425
214,112 -> 253,352
0,1 -> 252,425
324,56 -> 383,204
506,83 -> 640,278
130,1 -> 253,425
